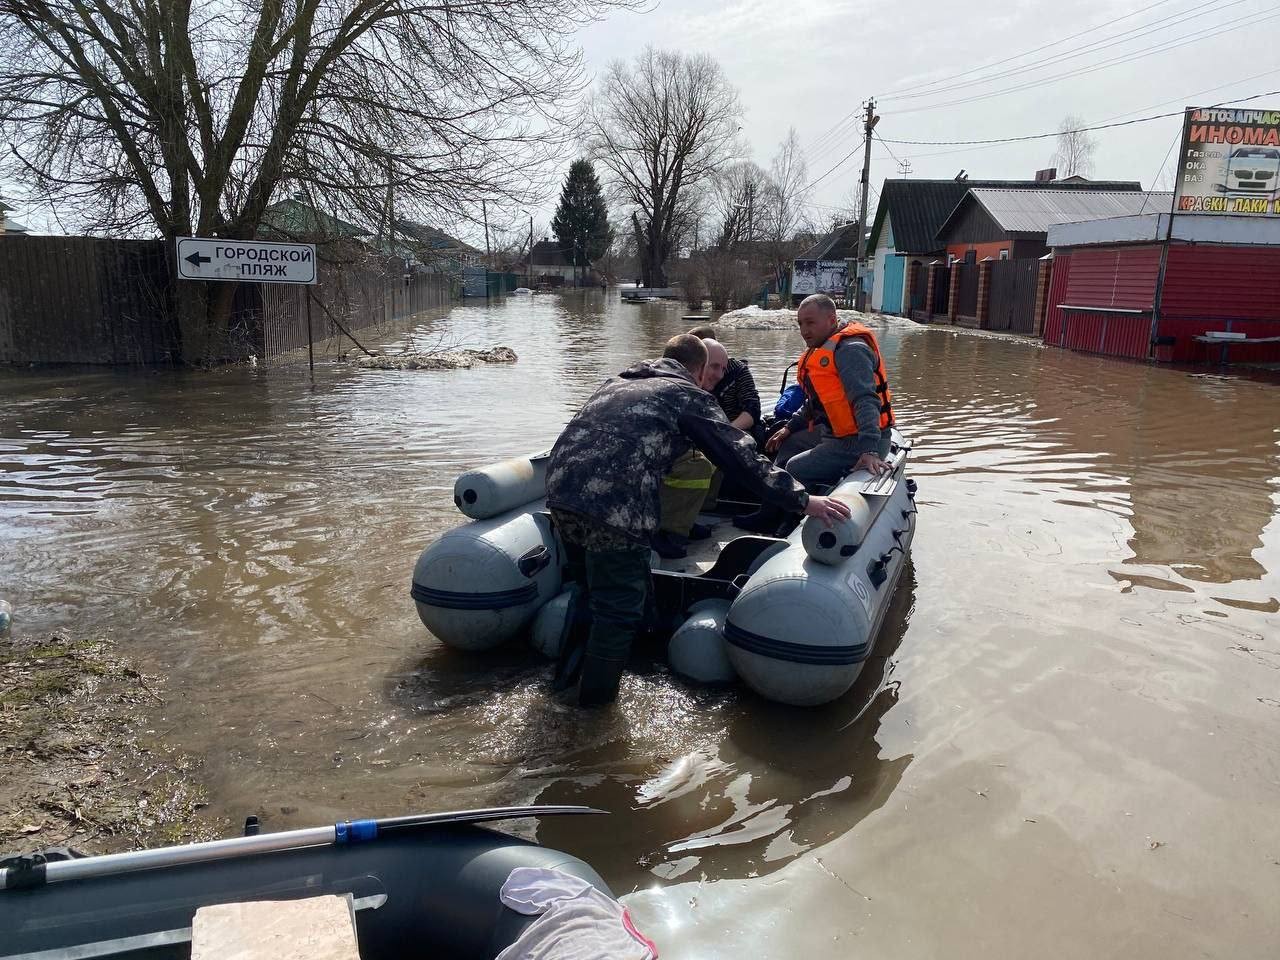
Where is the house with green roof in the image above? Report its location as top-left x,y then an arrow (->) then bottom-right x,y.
390,219 -> 482,270
0,197 -> 30,235
258,194 -> 370,242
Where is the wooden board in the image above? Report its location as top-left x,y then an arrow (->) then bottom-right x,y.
191,895 -> 361,960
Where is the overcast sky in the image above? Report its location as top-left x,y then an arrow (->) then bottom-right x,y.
571,0 -> 1279,226
3,0 -> 1277,239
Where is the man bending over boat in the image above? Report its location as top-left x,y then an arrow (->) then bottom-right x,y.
653,336 -> 761,560
735,293 -> 895,534
545,333 -> 852,707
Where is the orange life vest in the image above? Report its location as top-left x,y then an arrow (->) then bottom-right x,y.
796,322 -> 894,437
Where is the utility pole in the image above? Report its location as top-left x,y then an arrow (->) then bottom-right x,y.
528,215 -> 534,286
745,182 -> 754,243
854,98 -> 879,311
482,199 -> 491,266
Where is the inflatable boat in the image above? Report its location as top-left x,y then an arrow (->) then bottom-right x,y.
411,429 -> 917,707
0,806 -> 607,960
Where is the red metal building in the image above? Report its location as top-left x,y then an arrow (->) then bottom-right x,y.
1044,213 -> 1280,364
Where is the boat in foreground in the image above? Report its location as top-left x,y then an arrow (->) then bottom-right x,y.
0,806 -> 607,960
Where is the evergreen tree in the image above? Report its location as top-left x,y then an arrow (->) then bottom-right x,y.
552,160 -> 613,284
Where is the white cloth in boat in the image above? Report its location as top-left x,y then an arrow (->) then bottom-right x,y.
496,866 -> 657,960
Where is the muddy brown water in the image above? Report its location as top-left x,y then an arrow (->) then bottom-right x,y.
3,292 -> 1278,956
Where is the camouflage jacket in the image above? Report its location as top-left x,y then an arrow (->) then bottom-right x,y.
546,358 -> 809,544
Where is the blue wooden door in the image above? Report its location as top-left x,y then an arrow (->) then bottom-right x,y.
880,254 -> 905,314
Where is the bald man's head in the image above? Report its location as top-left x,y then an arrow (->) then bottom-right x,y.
701,338 -> 729,390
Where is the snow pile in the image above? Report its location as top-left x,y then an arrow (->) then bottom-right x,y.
718,305 -> 885,330
716,306 -> 797,330
354,346 -> 517,370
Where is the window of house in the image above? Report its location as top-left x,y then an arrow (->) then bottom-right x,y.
999,249 -> 1010,260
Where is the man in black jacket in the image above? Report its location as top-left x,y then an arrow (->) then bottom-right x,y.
687,325 -> 763,438
546,334 -> 851,706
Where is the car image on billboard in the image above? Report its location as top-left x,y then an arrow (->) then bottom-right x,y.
1214,146 -> 1280,201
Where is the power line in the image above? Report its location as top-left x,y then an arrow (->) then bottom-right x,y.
880,0 -> 1184,97
805,137 -> 867,190
879,89 -> 1280,146
884,7 -> 1280,116
807,0 -> 1188,159
882,0 -> 1254,102
1138,130 -> 1184,215
880,70 -> 1280,160
807,116 -> 872,167
875,133 -> 903,165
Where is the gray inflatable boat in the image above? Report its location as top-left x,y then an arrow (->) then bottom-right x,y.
0,806 -> 607,960
411,429 -> 917,707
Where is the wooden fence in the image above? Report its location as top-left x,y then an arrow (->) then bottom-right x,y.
0,236 -> 458,365
0,236 -> 179,364
259,256 -> 456,360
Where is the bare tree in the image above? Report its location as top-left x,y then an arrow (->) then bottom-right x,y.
585,47 -> 742,288
684,248 -> 756,311
761,128 -> 812,297
764,128 -> 809,241
710,160 -> 770,249
0,0 -> 633,362
1052,115 -> 1097,178
593,228 -> 637,284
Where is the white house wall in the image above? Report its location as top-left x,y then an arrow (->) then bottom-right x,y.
871,216 -> 894,311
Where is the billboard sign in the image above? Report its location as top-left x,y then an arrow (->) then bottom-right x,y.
792,259 -> 849,296
1174,105 -> 1280,216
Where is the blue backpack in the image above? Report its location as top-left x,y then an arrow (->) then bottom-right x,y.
773,384 -> 806,420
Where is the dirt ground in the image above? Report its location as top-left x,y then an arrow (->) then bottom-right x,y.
0,633 -> 224,857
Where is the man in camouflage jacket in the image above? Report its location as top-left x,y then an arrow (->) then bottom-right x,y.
546,334 -> 852,706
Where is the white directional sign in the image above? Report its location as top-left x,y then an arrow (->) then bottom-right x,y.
176,237 -> 318,284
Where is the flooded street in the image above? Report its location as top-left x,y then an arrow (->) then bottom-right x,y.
3,291 -> 1279,957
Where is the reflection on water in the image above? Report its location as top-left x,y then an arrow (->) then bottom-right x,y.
2,291 -> 1278,891
529,564 -> 916,890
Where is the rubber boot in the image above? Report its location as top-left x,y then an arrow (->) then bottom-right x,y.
551,585 -> 589,692
575,614 -> 635,706
732,503 -> 785,535
576,653 -> 627,707
651,530 -> 687,560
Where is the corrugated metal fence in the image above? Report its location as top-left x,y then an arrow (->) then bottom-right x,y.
954,262 -> 979,321
1043,253 -> 1072,346
987,260 -> 1039,333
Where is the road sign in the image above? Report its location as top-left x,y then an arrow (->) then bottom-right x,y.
175,237 -> 318,284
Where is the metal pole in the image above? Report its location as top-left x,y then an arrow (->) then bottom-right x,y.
855,98 -> 878,312
1149,107 -> 1191,358
305,289 -> 314,374
1,806 -> 602,890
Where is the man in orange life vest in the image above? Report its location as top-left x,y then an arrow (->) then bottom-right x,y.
735,293 -> 894,532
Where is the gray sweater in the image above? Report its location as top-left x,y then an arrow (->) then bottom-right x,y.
787,339 -> 889,456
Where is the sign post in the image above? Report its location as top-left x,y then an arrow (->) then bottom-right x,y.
305,294 -> 315,374
176,236 -> 319,373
